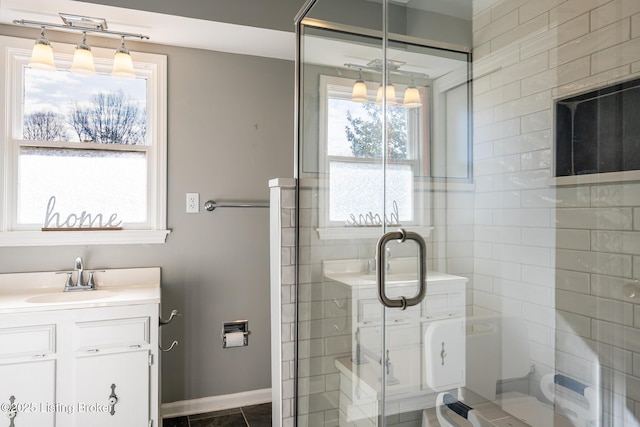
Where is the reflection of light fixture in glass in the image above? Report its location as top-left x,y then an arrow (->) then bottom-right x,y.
403,77 -> 422,108
70,32 -> 96,74
111,36 -> 135,78
376,83 -> 397,105
29,27 -> 56,70
351,69 -> 368,103
344,61 -> 428,108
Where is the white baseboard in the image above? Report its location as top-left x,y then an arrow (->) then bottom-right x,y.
161,388 -> 272,419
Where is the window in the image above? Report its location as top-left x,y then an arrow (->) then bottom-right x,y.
319,75 -> 429,236
0,35 -> 168,246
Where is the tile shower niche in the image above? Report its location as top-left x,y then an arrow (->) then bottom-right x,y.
555,77 -> 640,177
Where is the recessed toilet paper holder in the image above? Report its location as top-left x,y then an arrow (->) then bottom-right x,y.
222,320 -> 250,348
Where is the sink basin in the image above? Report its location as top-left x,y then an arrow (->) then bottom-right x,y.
26,290 -> 117,303
0,267 -> 161,314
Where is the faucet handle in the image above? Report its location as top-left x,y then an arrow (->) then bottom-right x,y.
87,272 -> 96,289
367,258 -> 376,273
64,272 -> 74,289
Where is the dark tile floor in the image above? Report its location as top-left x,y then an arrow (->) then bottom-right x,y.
163,403 -> 271,427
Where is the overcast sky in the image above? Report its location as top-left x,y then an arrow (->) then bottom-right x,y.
24,67 -> 146,115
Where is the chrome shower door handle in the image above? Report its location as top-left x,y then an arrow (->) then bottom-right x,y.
376,228 -> 427,310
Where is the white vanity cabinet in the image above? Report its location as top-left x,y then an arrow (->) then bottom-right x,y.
0,323 -> 57,425
71,305 -> 157,427
0,268 -> 160,427
0,304 -> 158,427
74,348 -> 151,426
343,273 -> 466,395
323,260 -> 467,426
0,360 -> 56,425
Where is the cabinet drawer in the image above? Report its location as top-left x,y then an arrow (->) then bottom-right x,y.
422,290 -> 465,319
358,298 -> 420,324
75,317 -> 149,351
0,325 -> 55,358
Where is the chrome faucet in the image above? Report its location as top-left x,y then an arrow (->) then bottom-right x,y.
386,247 -> 392,273
368,247 -> 393,274
75,257 -> 85,287
63,257 -> 96,291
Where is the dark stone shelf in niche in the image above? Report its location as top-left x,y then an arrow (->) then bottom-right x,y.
555,77 -> 640,177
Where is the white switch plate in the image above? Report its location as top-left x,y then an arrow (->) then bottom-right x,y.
186,193 -> 199,213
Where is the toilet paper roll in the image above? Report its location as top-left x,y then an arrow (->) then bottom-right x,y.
225,331 -> 245,348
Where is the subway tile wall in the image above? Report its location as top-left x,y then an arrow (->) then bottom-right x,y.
473,0 -> 640,424
291,180 -> 471,426
270,180 -> 297,427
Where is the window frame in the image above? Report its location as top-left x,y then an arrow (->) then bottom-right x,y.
0,35 -> 169,246
318,74 -> 431,239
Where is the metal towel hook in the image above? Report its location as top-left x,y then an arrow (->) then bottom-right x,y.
160,340 -> 178,352
159,309 -> 180,352
159,309 -> 181,326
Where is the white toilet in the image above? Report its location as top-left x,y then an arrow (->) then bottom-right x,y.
422,315 -> 598,427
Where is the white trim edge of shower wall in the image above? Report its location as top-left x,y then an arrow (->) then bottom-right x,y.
160,388 -> 272,419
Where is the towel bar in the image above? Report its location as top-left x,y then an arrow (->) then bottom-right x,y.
204,200 -> 269,211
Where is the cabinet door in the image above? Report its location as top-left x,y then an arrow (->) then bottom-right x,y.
73,350 -> 149,427
0,359 -> 56,426
357,323 -> 422,396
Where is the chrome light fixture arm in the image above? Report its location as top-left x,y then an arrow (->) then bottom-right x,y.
13,17 -> 149,41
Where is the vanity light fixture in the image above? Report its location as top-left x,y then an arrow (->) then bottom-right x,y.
14,13 -> 149,78
376,82 -> 397,105
403,76 -> 422,108
345,60 -> 427,107
111,36 -> 135,78
29,27 -> 56,70
70,32 -> 96,74
351,69 -> 368,103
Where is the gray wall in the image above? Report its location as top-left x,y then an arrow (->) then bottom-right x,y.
0,24 -> 294,403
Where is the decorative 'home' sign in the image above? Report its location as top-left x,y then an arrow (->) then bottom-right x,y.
42,196 -> 122,231
346,200 -> 401,227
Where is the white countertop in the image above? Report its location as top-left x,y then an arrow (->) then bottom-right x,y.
323,257 -> 468,288
0,267 -> 160,314
324,270 -> 466,287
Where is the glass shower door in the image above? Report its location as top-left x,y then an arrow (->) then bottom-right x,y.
295,0 -> 640,426
295,1 -> 471,425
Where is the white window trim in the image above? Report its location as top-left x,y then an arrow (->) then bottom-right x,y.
0,35 -> 169,246
317,75 -> 431,240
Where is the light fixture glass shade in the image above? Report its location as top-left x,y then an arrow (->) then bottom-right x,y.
70,33 -> 96,75
111,37 -> 136,78
376,84 -> 397,105
112,52 -> 135,78
351,79 -> 368,103
403,86 -> 422,108
30,43 -> 56,70
29,29 -> 55,70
